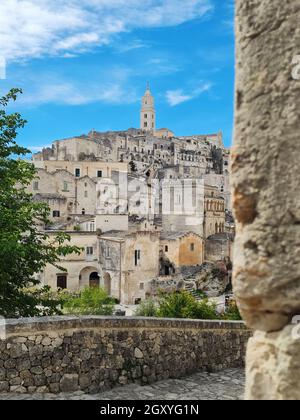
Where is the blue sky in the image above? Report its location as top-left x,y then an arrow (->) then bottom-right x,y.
0,0 -> 235,151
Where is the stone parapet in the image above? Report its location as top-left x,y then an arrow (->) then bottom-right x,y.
0,317 -> 251,394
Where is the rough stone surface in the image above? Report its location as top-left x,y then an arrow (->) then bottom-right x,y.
0,368 -> 245,400
232,0 -> 300,400
232,0 -> 300,332
245,326 -> 300,400
0,317 -> 251,395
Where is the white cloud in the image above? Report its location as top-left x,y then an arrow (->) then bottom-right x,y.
0,0 -> 213,62
166,90 -> 192,106
166,83 -> 212,106
28,145 -> 52,152
14,72 -> 139,107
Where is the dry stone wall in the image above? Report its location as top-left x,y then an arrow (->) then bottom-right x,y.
0,317 -> 250,394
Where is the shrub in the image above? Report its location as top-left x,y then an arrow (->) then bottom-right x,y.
187,298 -> 219,320
155,291 -> 220,321
63,287 -> 115,315
157,291 -> 197,319
135,298 -> 158,317
221,301 -> 243,321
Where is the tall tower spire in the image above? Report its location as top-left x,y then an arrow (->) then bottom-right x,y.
140,82 -> 156,132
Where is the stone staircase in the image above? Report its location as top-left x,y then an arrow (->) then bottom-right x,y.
185,284 -> 203,301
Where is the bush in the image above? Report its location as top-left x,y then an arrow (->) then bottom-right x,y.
157,291 -> 197,319
155,291 -> 220,321
221,301 -> 243,321
63,287 -> 115,315
187,299 -> 219,320
135,298 -> 158,317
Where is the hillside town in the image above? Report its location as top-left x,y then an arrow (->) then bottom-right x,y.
29,84 -> 234,305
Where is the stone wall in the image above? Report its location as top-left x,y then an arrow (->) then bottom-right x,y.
0,317 -> 251,394
233,0 -> 300,400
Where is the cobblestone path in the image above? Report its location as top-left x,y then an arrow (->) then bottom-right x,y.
0,368 -> 245,400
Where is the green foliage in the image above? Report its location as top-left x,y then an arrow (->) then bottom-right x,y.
192,289 -> 207,299
135,298 -> 158,317
186,298 -> 219,320
141,291 -> 221,321
157,291 -> 197,319
221,302 -> 243,321
0,89 -> 81,318
63,287 -> 115,316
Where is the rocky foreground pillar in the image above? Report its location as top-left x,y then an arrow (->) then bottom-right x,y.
232,0 -> 300,400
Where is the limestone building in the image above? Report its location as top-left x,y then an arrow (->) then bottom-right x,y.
31,84 -> 232,301
140,83 -> 156,132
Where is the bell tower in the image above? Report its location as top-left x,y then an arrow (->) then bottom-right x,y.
140,82 -> 156,132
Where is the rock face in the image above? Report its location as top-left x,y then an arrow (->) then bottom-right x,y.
245,326 -> 300,400
233,0 -> 300,400
232,0 -> 300,331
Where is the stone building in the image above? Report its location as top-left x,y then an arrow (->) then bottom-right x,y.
30,84 -> 232,301
27,164 -> 128,228
160,232 -> 204,275
204,233 -> 234,263
203,185 -> 226,238
99,227 -> 161,304
140,83 -> 156,132
39,231 -> 101,290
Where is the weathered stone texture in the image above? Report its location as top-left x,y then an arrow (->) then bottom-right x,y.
232,0 -> 300,332
233,0 -> 300,400
245,326 -> 300,400
0,317 -> 251,394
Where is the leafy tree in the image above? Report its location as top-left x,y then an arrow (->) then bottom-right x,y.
63,287 -> 115,315
0,89 -> 81,318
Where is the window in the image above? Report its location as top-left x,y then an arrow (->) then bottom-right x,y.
53,210 -> 60,218
86,247 -> 94,256
190,243 -> 195,252
144,122 -> 147,128
57,275 -> 67,289
63,181 -> 68,191
33,181 -> 39,191
84,191 -> 88,198
82,209 -> 86,215
165,246 -> 169,253
75,168 -> 81,178
135,250 -> 141,266
106,246 -> 110,258
97,170 -> 103,178
140,283 -> 144,291
144,114 -> 147,118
